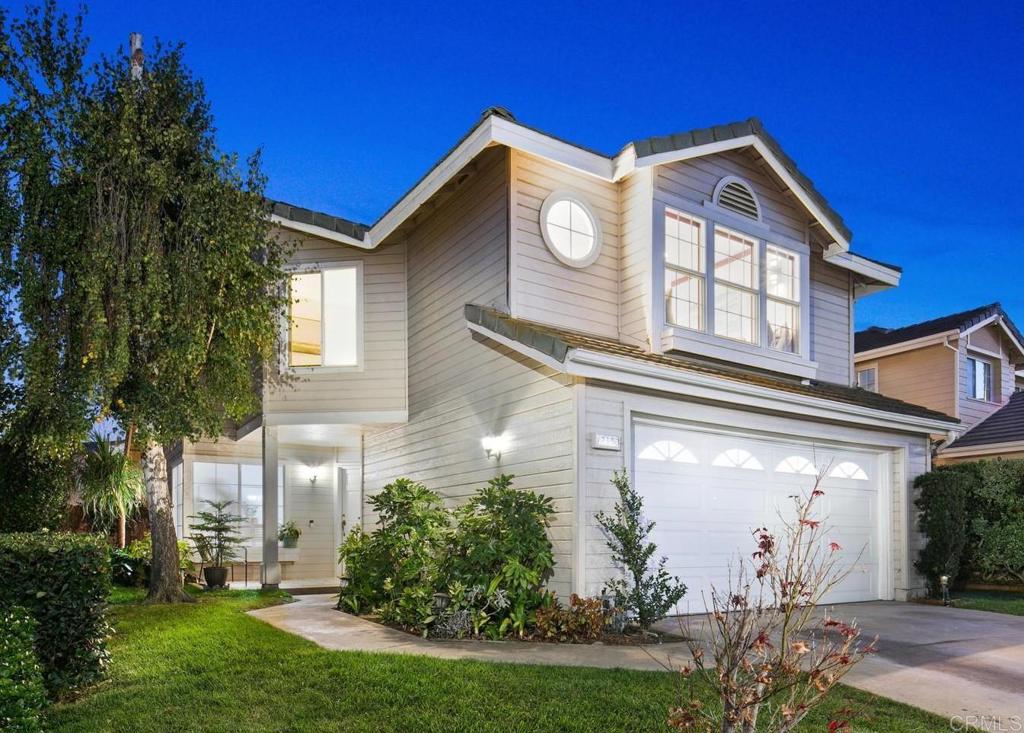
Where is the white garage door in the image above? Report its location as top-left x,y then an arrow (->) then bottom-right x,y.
633,421 -> 884,612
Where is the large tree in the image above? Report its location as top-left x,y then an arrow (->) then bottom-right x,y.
0,3 -> 291,602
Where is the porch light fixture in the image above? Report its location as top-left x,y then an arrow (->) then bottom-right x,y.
481,434 -> 509,460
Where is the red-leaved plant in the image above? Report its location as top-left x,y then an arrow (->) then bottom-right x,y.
668,472 -> 877,733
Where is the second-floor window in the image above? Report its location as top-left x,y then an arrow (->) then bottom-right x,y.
856,367 -> 878,392
967,356 -> 994,401
288,264 -> 362,368
663,208 -> 804,355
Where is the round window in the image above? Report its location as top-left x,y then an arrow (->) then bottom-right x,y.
539,191 -> 602,268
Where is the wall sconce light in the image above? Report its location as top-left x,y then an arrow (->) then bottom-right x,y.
308,468 -> 319,487
481,434 -> 509,460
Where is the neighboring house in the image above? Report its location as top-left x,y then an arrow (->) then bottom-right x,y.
854,304 -> 1024,464
169,109 -> 957,604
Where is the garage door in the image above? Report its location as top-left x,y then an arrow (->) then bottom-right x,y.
633,421 -> 884,611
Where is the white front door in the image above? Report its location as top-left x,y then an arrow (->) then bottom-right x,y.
632,421 -> 885,612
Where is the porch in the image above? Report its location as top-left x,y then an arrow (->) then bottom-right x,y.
169,422 -> 366,590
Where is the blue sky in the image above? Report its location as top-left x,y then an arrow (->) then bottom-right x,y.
63,0 -> 1023,330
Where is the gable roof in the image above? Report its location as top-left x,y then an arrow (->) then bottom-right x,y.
855,303 -> 1024,354
631,117 -> 852,244
945,391 -> 1024,450
268,108 -> 902,277
465,304 -> 957,427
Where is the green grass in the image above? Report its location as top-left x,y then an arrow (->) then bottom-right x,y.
47,590 -> 947,733
953,589 -> 1024,616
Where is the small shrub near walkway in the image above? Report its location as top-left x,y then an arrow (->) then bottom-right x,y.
0,532 -> 112,697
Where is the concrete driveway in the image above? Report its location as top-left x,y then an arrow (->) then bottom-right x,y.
833,601 -> 1024,727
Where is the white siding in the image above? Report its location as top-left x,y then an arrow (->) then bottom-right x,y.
619,169 -> 654,348
263,231 -> 407,415
810,251 -> 853,384
363,147 -> 578,595
510,149 -> 621,338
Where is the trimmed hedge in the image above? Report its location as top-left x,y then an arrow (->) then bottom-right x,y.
0,607 -> 46,733
0,533 -> 112,696
916,459 -> 1024,593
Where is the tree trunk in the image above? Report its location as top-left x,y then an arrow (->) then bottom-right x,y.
142,439 -> 193,603
117,511 -> 126,549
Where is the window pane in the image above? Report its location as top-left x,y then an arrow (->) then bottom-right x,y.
323,268 -> 359,366
289,272 -> 322,366
714,227 -> 757,288
665,269 -> 703,330
546,199 -> 595,262
857,368 -> 877,392
766,247 -> 798,301
665,210 -> 703,272
767,299 -> 798,353
714,283 -> 757,344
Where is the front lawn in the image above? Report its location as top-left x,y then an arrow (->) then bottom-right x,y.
48,590 -> 947,733
953,589 -> 1024,616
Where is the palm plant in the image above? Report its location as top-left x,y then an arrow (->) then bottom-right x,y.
79,432 -> 145,548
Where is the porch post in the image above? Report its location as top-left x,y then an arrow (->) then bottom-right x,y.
262,424 -> 280,589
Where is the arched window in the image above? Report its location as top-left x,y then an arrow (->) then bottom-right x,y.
775,455 -> 818,475
637,440 -> 698,464
829,461 -> 869,481
712,448 -> 763,470
713,176 -> 761,221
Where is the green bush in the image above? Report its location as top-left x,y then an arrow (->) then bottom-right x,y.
447,474 -> 555,637
914,466 -> 975,595
337,478 -> 451,629
975,521 -> 1024,585
112,534 -> 193,587
338,475 -> 556,638
595,471 -> 686,630
0,607 -> 47,733
0,533 -> 111,696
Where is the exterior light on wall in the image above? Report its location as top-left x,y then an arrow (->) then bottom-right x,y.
308,471 -> 319,487
481,434 -> 509,460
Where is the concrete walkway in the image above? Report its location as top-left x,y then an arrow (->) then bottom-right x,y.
250,594 -> 1024,726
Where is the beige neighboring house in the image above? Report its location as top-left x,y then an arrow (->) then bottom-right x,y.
169,109 -> 958,604
854,303 -> 1024,464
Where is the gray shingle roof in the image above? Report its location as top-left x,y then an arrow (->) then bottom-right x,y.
631,117 -> 853,244
267,200 -> 369,240
466,305 -> 957,424
855,303 -> 1024,353
946,392 -> 1024,450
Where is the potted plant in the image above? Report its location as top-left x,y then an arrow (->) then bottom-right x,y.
278,520 -> 302,549
189,500 -> 244,589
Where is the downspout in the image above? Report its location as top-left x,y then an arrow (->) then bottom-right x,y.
935,335 -> 962,452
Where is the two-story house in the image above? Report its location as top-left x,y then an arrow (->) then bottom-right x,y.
854,304 -> 1024,464
169,109 -> 958,605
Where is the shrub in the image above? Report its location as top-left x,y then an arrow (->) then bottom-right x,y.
975,520 -> 1024,585
337,478 -> 450,629
532,594 -> 605,642
914,466 -> 975,595
0,532 -> 111,696
596,470 -> 686,630
111,534 -> 192,587
447,474 -> 555,636
0,607 -> 47,733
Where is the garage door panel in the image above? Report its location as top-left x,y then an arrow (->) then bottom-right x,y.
632,421 -> 882,607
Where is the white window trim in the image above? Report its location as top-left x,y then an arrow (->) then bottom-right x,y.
282,261 -> 364,373
539,190 -> 604,268
856,365 -> 879,392
653,192 -> 814,378
966,353 -> 996,403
